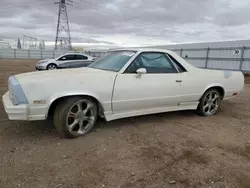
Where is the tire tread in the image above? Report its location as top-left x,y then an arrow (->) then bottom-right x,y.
53,96 -> 97,139
197,89 -> 221,117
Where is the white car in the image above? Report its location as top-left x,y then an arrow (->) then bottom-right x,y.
35,53 -> 95,70
2,48 -> 244,138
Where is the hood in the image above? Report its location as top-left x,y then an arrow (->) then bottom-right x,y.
13,67 -> 117,104
38,58 -> 55,64
41,58 -> 51,61
14,67 -> 115,84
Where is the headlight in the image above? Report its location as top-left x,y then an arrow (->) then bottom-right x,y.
38,59 -> 49,64
8,76 -> 28,105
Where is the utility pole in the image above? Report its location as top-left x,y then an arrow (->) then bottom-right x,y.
39,40 -> 46,50
42,40 -> 45,50
54,0 -> 73,51
17,38 -> 22,49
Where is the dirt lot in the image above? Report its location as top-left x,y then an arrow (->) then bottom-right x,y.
0,59 -> 250,188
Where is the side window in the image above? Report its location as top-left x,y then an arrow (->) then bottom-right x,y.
167,54 -> 187,73
58,56 -> 66,61
82,55 -> 88,60
76,55 -> 83,60
58,55 -> 76,61
125,52 -> 178,74
76,55 -> 88,60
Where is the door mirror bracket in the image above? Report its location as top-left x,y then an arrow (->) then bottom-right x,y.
136,68 -> 147,78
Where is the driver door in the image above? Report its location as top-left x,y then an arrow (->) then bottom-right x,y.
112,52 -> 182,114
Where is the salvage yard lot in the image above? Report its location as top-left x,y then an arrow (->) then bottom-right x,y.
0,59 -> 250,188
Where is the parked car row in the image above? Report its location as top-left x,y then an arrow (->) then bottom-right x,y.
2,48 -> 245,139
35,53 -> 96,70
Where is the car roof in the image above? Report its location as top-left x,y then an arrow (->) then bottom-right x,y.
63,52 -> 91,56
109,48 -> 173,53
109,47 -> 198,71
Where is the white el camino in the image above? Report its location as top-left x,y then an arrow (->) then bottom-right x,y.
2,48 -> 245,138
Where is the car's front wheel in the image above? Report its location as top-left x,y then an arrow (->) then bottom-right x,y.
47,63 -> 57,70
197,89 -> 221,116
53,97 -> 98,138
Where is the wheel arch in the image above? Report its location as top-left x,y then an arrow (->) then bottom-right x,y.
46,63 -> 58,69
202,84 -> 225,100
46,93 -> 105,120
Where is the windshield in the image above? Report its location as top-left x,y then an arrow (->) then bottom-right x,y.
88,50 -> 136,72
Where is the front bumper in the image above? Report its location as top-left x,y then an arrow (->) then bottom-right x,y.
2,92 -> 48,121
35,64 -> 46,71
2,92 -> 28,120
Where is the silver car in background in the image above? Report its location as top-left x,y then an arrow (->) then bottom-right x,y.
35,53 -> 96,70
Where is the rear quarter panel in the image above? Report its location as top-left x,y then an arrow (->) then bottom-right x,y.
195,68 -> 244,99
220,70 -> 244,99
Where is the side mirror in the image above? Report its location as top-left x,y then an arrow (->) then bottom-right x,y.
62,57 -> 66,60
136,68 -> 147,78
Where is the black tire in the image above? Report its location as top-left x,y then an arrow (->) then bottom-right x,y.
53,96 -> 98,139
47,63 -> 57,70
197,89 -> 221,116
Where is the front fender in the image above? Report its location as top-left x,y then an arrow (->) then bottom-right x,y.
48,91 -> 104,107
45,90 -> 110,119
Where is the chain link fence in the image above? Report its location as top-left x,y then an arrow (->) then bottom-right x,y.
1,46 -> 250,72
169,46 -> 250,73
0,49 -> 107,59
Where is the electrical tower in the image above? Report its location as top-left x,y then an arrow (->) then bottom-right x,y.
54,0 -> 73,50
22,35 -> 38,49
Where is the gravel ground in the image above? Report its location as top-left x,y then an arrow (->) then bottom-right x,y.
0,59 -> 250,188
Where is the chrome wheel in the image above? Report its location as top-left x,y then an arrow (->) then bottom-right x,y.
66,99 -> 95,136
47,64 -> 57,70
203,91 -> 220,115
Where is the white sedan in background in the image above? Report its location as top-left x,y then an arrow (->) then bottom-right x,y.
2,48 -> 244,138
35,52 -> 95,70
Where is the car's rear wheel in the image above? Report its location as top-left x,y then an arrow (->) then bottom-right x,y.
197,89 -> 221,116
47,63 -> 57,70
53,97 -> 98,139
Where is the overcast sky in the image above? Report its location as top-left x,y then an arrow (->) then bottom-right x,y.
1,0 -> 250,47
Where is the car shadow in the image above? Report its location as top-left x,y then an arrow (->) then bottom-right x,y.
1,110 -> 198,140
2,100 -> 238,141
94,110 -> 198,131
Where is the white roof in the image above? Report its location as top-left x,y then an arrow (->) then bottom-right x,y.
109,47 -> 174,54
63,52 -> 93,57
109,47 -> 196,71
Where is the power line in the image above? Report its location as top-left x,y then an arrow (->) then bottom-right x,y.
71,0 -> 175,33
0,0 -> 189,42
22,35 -> 38,49
0,0 -> 49,11
72,0 -> 190,39
1,0 -> 172,33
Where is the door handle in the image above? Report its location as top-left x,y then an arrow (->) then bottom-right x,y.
176,80 -> 182,83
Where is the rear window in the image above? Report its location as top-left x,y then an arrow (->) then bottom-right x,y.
76,55 -> 88,60
167,54 -> 187,73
